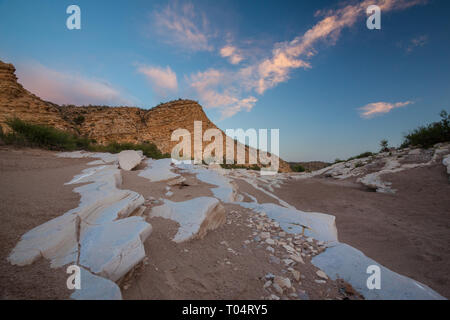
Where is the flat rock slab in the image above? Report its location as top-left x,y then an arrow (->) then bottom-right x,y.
118,150 -> 144,171
70,267 -> 122,300
311,243 -> 445,300
150,197 -> 226,242
8,164 -> 152,292
238,202 -> 338,244
139,158 -> 180,182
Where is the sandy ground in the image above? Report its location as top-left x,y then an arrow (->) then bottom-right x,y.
0,148 -> 358,300
0,147 -> 92,299
121,169 -> 355,300
272,164 -> 450,298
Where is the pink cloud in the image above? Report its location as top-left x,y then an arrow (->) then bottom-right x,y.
138,65 -> 178,95
186,0 -> 426,118
153,2 -> 213,52
16,62 -> 133,106
359,101 -> 414,118
220,45 -> 244,65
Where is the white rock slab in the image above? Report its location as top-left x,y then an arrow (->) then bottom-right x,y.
58,151 -> 118,164
70,267 -> 122,300
118,150 -> 144,171
443,155 -> 450,175
8,164 -> 152,287
79,216 -> 152,281
312,243 -> 445,300
177,164 -> 237,203
139,158 -> 180,182
150,197 -> 226,242
238,202 -> 338,244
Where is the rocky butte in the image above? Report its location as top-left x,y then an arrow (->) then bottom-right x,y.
0,60 -> 291,172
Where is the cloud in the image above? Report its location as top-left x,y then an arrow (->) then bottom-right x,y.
359,101 -> 413,118
220,45 -> 244,65
406,35 -> 428,53
187,69 -> 257,118
186,0 -> 426,119
138,65 -> 178,95
16,62 -> 133,106
153,1 -> 213,52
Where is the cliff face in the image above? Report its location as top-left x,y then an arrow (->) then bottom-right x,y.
0,60 -> 291,172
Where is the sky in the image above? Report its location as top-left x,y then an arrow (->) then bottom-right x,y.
0,0 -> 449,162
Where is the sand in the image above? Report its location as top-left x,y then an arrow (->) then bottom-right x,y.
0,147 -> 92,299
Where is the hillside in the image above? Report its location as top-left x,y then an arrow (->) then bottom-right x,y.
0,60 -> 291,172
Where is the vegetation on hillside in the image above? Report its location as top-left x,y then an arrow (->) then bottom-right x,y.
290,164 -> 306,172
401,110 -> 450,148
0,118 -> 169,159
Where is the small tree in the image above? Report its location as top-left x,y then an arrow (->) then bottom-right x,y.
380,139 -> 389,152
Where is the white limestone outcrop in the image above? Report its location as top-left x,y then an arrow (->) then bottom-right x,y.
8,164 -> 152,287
139,158 -> 180,182
70,267 -> 122,300
150,197 -> 226,242
118,150 -> 144,171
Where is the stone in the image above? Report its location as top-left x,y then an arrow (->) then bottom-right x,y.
260,232 -> 270,239
269,294 -> 280,300
265,238 -> 275,245
315,280 -> 327,284
118,150 -> 143,171
150,197 -> 226,242
71,267 -> 122,300
290,254 -> 305,264
316,270 -> 328,280
264,280 -> 272,289
272,283 -> 284,295
274,276 -> 292,289
266,246 -> 275,254
290,269 -> 301,281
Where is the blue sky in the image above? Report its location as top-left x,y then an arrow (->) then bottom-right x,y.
1,0 -> 449,161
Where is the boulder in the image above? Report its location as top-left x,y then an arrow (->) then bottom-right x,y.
118,150 -> 144,171
150,197 -> 226,242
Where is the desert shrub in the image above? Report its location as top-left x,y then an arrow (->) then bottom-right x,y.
290,164 -> 306,172
5,118 -> 90,150
90,141 -> 170,159
401,110 -> 450,148
347,151 -> 374,161
355,161 -> 364,168
74,115 -> 85,126
3,118 -> 169,158
380,139 -> 389,152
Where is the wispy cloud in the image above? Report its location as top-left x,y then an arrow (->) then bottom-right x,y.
138,65 -> 178,95
359,101 -> 414,118
220,45 -> 244,65
153,1 -> 213,52
406,35 -> 428,53
187,69 -> 257,119
186,0 -> 426,119
16,62 -> 133,106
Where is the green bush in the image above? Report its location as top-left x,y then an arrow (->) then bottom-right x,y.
290,164 -> 306,172
380,139 -> 389,152
3,118 -> 169,159
5,118 -> 90,150
347,151 -> 374,161
74,115 -> 85,126
91,141 -> 170,159
401,110 -> 450,148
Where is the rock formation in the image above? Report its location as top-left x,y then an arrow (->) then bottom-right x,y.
0,60 -> 291,172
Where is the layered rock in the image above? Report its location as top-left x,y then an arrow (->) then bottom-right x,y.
0,60 -> 291,172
